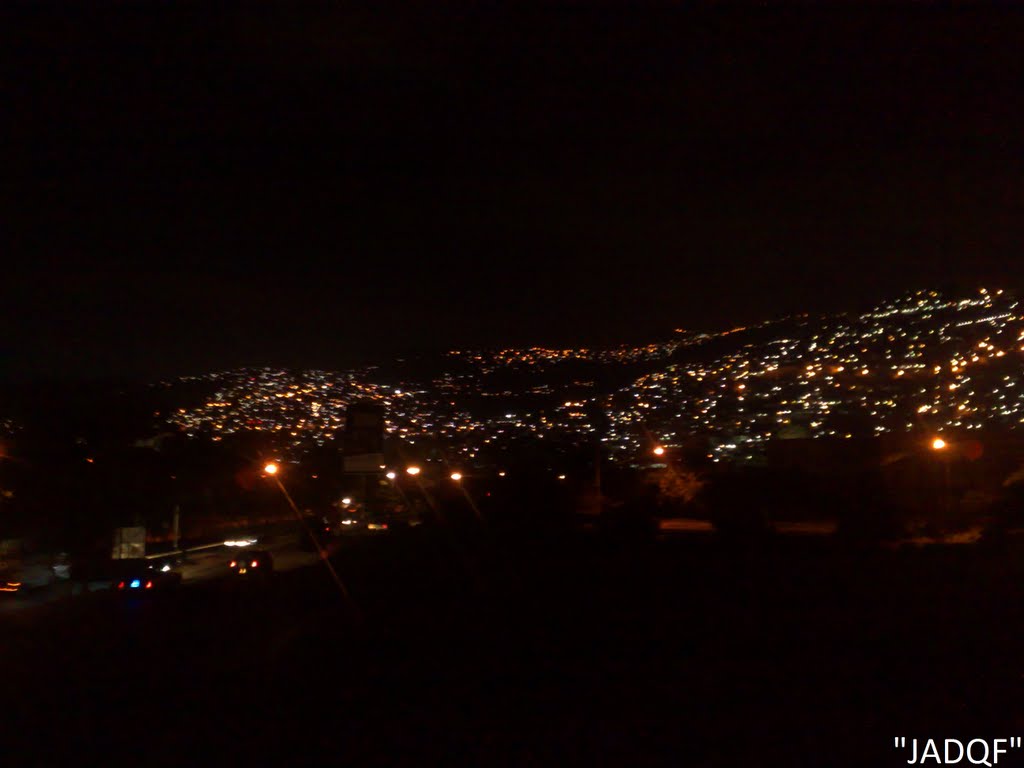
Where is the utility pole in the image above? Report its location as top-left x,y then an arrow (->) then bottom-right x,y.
586,401 -> 610,519
171,505 -> 180,552
944,460 -> 953,518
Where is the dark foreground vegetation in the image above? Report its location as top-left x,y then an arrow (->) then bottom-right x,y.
4,526 -> 1024,767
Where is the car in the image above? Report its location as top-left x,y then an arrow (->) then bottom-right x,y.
227,549 -> 273,579
52,552 -> 72,580
365,514 -> 393,532
112,559 -> 183,594
0,572 -> 21,596
365,510 -> 422,532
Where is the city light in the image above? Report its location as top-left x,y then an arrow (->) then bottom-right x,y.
450,472 -> 462,481
341,497 -> 352,506
406,466 -> 421,476
386,471 -> 397,480
263,462 -> 279,475
932,437 -> 947,451
159,288 -> 1024,466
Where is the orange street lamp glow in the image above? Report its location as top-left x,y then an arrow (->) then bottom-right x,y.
450,472 -> 463,481
653,446 -> 665,456
932,438 -> 947,451
406,466 -> 421,476
264,462 -> 279,475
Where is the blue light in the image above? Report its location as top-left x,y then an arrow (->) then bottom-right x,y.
130,579 -> 141,588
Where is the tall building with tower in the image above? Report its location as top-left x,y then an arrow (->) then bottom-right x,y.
342,402 -> 385,473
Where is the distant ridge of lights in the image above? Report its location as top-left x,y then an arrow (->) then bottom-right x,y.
160,288 -> 1024,464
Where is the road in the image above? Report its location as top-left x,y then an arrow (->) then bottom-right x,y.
174,532 -> 322,583
0,529 -> 323,614
3,527 -> 1024,766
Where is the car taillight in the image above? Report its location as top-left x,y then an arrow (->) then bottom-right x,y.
145,581 -> 153,589
118,581 -> 125,590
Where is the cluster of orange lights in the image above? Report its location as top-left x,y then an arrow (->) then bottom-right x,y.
264,461 -> 463,482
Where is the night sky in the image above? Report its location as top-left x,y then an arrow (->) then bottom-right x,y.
4,4 -> 1024,382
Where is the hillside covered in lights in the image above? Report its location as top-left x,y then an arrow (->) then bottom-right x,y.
160,288 -> 1024,464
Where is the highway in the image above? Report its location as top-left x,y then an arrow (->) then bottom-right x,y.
173,532 -> 323,583
0,529 -> 325,615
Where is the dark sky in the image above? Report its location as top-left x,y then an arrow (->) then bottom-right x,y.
4,4 -> 1024,381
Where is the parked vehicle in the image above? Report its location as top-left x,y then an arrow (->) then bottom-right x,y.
111,559 -> 182,594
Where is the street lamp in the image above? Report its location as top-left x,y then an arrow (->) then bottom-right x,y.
341,497 -> 352,506
653,446 -> 666,457
929,437 -> 954,518
386,471 -> 397,480
406,466 -> 421,476
449,469 -> 482,520
261,459 -> 359,619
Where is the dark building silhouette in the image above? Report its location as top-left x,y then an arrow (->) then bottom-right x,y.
342,402 -> 385,473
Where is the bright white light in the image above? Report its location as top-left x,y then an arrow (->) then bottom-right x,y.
450,472 -> 462,481
341,497 -> 352,506
386,471 -> 397,480
224,538 -> 258,547
406,466 -> 421,476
